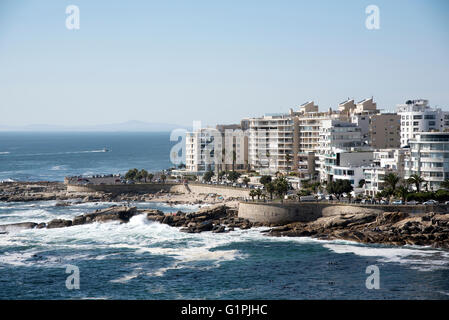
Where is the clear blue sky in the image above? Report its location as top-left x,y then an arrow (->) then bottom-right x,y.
1,0 -> 448,127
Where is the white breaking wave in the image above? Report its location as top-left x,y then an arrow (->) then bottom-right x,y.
1,201 -> 448,278
323,243 -> 449,272
50,165 -> 68,171
0,152 -> 10,155
12,150 -> 108,157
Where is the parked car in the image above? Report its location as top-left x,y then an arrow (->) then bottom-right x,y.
325,195 -> 333,200
423,200 -> 439,205
406,200 -> 419,205
316,194 -> 325,201
391,200 -> 403,205
300,195 -> 316,202
445,201 -> 449,205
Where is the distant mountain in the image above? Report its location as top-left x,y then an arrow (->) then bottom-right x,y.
0,120 -> 190,132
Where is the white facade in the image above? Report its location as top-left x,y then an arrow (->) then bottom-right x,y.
405,132 -> 449,190
318,148 -> 373,187
397,99 -> 449,147
363,148 -> 407,196
185,129 -> 218,174
248,114 -> 294,174
185,127 -> 247,175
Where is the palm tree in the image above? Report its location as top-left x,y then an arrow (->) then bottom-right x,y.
255,188 -> 263,200
140,169 -> 149,182
221,148 -> 226,173
232,150 -> 236,172
160,174 -> 167,183
384,173 -> 400,197
358,179 -> 366,188
440,179 -> 449,190
407,174 -> 425,192
266,182 -> 275,200
396,185 -> 409,203
249,189 -> 257,201
242,176 -> 250,187
148,173 -> 154,182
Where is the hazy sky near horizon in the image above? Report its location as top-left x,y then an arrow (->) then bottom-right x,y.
1,0 -> 449,127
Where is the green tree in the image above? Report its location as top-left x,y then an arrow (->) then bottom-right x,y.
274,177 -> 289,199
265,182 -> 276,200
242,176 -> 250,187
259,175 -> 272,186
249,189 -> 257,201
358,179 -> 366,188
255,188 -> 263,200
160,174 -> 167,183
140,169 -> 149,182
326,179 -> 353,200
125,168 -> 139,181
227,171 -> 241,183
218,171 -> 226,182
440,179 -> 449,190
396,185 -> 409,203
407,174 -> 425,192
384,173 -> 400,197
203,171 -> 214,182
148,173 -> 154,182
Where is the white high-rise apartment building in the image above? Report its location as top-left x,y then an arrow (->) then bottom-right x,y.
185,129 -> 217,174
405,132 -> 449,190
248,114 -> 293,174
397,99 -> 449,147
317,119 -> 365,184
185,124 -> 248,175
289,101 -> 341,179
363,148 -> 407,196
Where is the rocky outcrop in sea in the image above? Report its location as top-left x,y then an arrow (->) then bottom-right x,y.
0,204 -> 253,235
266,211 -> 449,249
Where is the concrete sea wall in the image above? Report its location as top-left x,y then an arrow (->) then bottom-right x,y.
66,182 -> 249,197
66,183 -> 180,194
238,201 -> 449,224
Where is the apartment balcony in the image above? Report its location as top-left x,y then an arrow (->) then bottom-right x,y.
419,157 -> 445,162
419,167 -> 445,172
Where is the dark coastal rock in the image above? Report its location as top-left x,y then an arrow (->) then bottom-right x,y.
47,219 -> 73,229
377,211 -> 408,224
146,204 -> 252,234
212,225 -> 226,233
55,201 -> 70,207
265,210 -> 449,248
82,206 -> 137,223
0,222 -> 38,233
72,215 -> 86,226
35,206 -> 140,229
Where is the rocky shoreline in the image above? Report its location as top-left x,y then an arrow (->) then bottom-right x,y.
266,210 -> 449,249
1,182 -> 449,249
0,181 -> 230,206
0,204 -> 253,234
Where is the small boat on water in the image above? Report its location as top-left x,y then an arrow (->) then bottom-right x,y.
102,148 -> 110,152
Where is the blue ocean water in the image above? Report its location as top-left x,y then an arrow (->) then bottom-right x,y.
0,132 -> 178,181
0,132 -> 449,299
